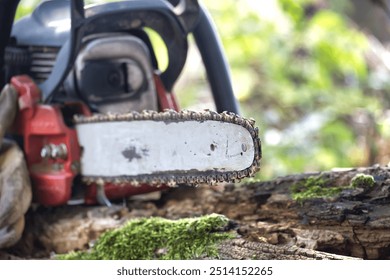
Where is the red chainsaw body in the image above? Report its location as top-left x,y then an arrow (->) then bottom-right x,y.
11,75 -> 176,206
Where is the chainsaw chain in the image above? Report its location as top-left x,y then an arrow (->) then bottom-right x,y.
74,109 -> 261,187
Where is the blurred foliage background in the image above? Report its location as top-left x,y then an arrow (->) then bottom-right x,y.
15,0 -> 390,180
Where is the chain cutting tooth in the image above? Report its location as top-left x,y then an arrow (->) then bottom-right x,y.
206,175 -> 217,185
197,175 -> 206,184
208,110 -> 219,121
151,111 -> 161,121
176,176 -> 186,185
161,110 -> 171,120
127,179 -> 138,187
228,173 -> 238,182
167,178 -> 176,187
113,178 -> 122,186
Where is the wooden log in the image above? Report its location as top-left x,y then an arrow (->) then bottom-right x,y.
2,165 -> 390,259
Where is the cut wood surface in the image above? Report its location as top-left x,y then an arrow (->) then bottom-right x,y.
3,165 -> 390,259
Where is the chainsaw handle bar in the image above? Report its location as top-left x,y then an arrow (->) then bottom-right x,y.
40,0 -> 200,102
193,6 -> 240,114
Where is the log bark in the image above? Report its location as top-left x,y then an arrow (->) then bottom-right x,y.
216,239 -> 357,260
225,165 -> 390,259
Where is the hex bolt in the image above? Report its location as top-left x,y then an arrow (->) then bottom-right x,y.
40,145 -> 52,159
41,143 -> 68,159
51,143 -> 68,159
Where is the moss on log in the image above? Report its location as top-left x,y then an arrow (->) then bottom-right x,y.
57,214 -> 234,260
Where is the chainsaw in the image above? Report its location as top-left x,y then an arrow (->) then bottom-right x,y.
1,0 -> 261,207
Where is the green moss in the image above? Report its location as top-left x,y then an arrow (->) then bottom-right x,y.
290,176 -> 343,202
56,214 -> 233,260
290,173 -> 376,203
350,173 -> 375,188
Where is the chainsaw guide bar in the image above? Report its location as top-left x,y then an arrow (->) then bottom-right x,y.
74,110 -> 261,187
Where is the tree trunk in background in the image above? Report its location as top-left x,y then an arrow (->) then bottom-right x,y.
346,0 -> 390,44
